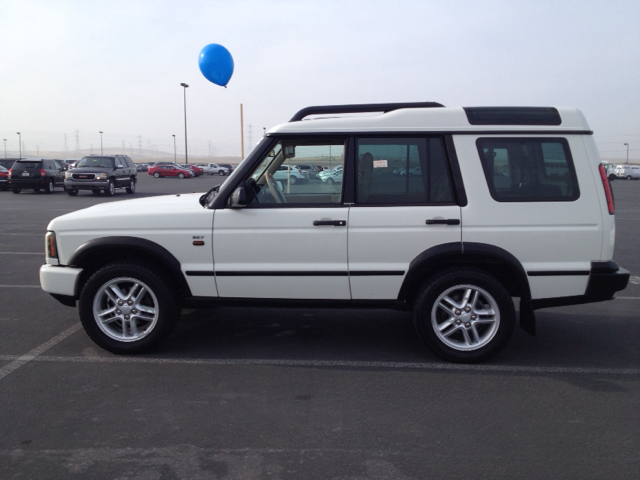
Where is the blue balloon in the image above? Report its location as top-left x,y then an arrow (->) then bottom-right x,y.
198,44 -> 234,87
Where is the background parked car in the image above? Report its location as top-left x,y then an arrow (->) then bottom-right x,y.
64,154 -> 137,196
135,163 -> 148,172
217,163 -> 235,174
0,158 -> 19,170
199,163 -> 229,175
148,164 -> 193,178
294,164 -> 321,178
614,165 -> 640,180
9,159 -> 65,194
179,164 -> 204,176
0,165 -> 9,190
273,165 -> 309,184
319,169 -> 343,184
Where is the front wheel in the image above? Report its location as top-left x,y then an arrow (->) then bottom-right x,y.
104,179 -> 115,196
44,177 -> 55,194
326,178 -> 334,185
218,171 -> 225,176
66,188 -> 78,196
79,262 -> 181,354
153,172 -> 160,178
177,172 -> 185,179
126,177 -> 136,194
413,269 -> 515,363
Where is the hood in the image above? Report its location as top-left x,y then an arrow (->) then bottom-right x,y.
47,193 -> 208,232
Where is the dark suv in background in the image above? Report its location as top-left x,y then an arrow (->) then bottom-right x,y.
9,159 -> 66,194
64,154 -> 137,196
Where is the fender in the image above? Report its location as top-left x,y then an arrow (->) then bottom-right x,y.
398,241 -> 531,302
68,236 -> 192,297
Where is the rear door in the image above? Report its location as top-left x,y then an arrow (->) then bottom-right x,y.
347,136 -> 461,300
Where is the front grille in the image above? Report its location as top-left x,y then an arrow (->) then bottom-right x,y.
72,173 -> 96,180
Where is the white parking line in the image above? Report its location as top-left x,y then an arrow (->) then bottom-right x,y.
0,323 -> 82,381
0,354 -> 637,376
0,285 -> 41,288
0,252 -> 42,255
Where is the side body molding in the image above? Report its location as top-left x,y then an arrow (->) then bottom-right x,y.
68,236 -> 192,297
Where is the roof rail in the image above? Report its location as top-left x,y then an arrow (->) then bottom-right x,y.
289,102 -> 445,122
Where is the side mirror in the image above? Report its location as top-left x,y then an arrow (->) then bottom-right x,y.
230,186 -> 247,208
116,165 -> 123,169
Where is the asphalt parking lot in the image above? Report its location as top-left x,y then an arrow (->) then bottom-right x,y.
1,174 -> 639,479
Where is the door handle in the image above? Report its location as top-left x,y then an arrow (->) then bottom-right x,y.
313,220 -> 347,226
426,219 -> 460,225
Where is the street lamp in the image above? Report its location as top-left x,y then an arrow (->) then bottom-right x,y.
624,143 -> 629,164
3,139 -> 6,158
99,131 -> 104,154
172,134 -> 176,163
180,83 -> 189,164
16,132 -> 21,159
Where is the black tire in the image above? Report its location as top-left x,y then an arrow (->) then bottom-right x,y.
326,178 -> 334,185
44,177 -> 54,194
218,171 -> 225,176
92,189 -> 101,195
66,188 -> 78,196
153,172 -> 160,178
178,172 -> 185,179
413,268 -> 515,363
78,262 -> 181,354
104,179 -> 115,196
12,187 -> 20,194
289,175 -> 297,185
626,175 -> 632,180
126,177 -> 136,194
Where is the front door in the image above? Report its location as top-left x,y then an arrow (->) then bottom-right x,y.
213,138 -> 350,299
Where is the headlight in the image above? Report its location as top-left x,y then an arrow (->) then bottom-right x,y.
95,173 -> 107,180
64,171 -> 72,178
45,231 -> 58,258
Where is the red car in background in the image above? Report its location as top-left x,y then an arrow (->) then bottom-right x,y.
0,166 -> 9,190
148,164 -> 193,179
179,164 -> 204,177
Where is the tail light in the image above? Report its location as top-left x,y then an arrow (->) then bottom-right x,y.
8,169 -> 11,179
598,164 -> 615,215
40,169 -> 47,177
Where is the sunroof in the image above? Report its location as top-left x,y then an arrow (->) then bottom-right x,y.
464,107 -> 562,126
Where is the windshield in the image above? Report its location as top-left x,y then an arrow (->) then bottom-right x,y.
76,156 -> 114,169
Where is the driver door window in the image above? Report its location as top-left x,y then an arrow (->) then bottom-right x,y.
247,139 -> 345,206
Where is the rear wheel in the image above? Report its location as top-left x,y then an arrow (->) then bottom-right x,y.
627,175 -> 632,180
66,188 -> 78,196
12,187 -> 20,194
79,262 -> 181,354
104,179 -> 115,196
326,178 -> 334,185
126,177 -> 136,194
289,175 -> 297,185
153,172 -> 160,178
413,269 -> 515,363
44,177 -> 54,194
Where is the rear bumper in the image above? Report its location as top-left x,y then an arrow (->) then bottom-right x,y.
528,261 -> 630,310
10,177 -> 48,188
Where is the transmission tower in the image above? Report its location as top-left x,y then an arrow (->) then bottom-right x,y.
137,135 -> 142,154
64,134 -> 69,157
74,130 -> 80,157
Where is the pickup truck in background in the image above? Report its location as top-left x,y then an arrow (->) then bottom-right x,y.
196,163 -> 230,176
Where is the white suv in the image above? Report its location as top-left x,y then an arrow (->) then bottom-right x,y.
39,103 -> 629,362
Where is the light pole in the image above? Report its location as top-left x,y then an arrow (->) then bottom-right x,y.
3,139 -> 6,158
16,132 -> 21,159
180,83 -> 189,164
172,134 -> 176,163
99,131 -> 104,154
624,143 -> 629,164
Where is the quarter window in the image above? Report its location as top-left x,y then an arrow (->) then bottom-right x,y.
356,137 -> 454,205
477,138 -> 579,202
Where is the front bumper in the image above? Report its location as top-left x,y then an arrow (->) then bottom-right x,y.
64,179 -> 108,190
40,264 -> 83,297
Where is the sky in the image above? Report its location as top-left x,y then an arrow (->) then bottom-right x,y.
1,0 -> 639,161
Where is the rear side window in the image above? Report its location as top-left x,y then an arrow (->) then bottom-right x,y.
477,137 -> 579,202
356,137 -> 454,205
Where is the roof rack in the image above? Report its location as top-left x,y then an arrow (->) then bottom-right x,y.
289,102 -> 445,122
